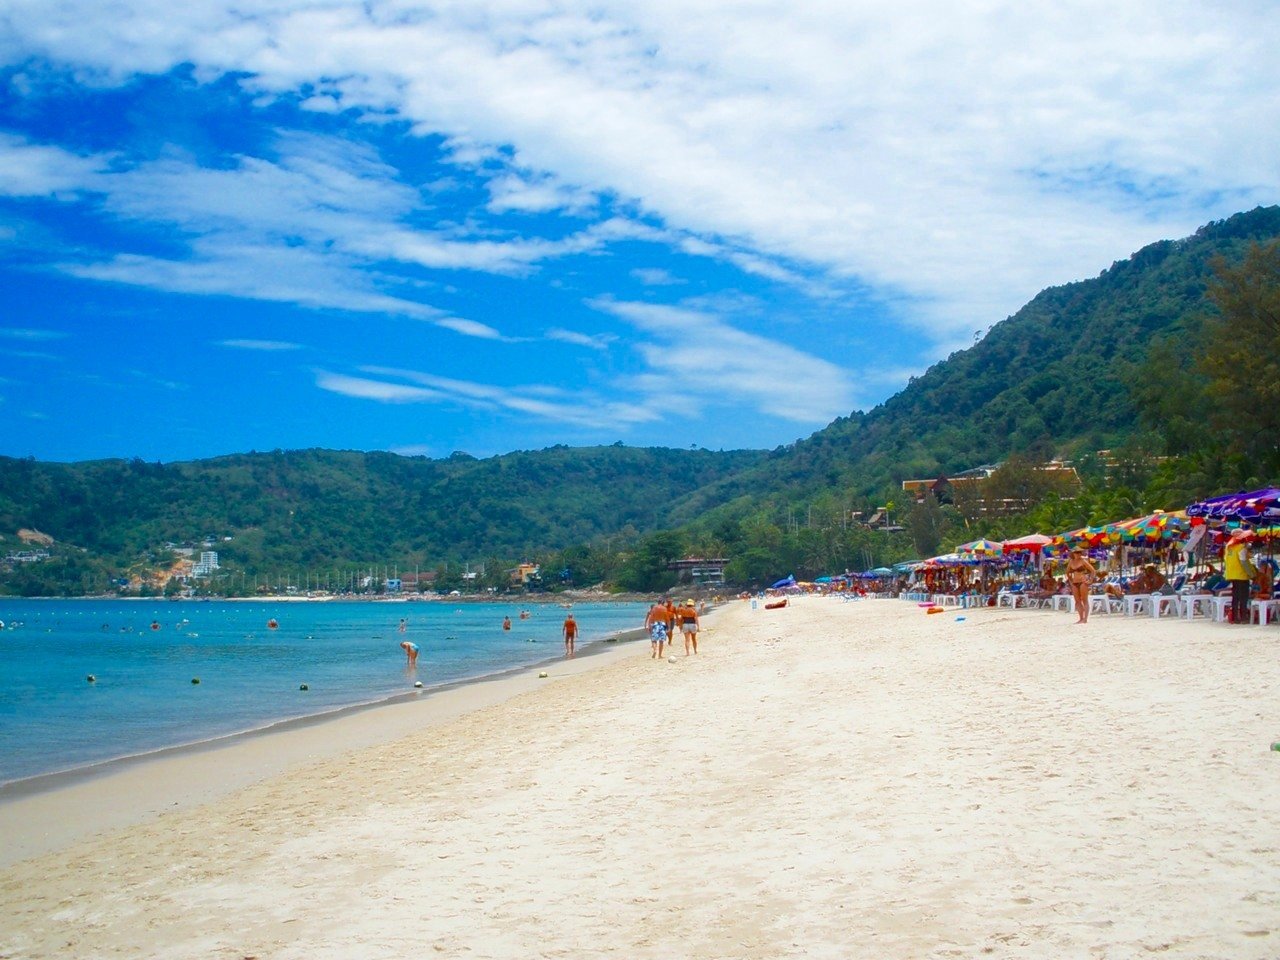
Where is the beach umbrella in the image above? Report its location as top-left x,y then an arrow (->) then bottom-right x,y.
1186,488 -> 1280,523
770,574 -> 797,589
1001,533 -> 1053,554
869,566 -> 893,576
1050,525 -> 1107,549
1103,510 -> 1189,544
957,538 -> 1002,557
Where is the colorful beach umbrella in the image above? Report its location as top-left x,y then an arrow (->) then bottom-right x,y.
1049,525 -> 1107,550
1186,488 -> 1280,523
957,538 -> 1002,556
1103,510 -> 1189,544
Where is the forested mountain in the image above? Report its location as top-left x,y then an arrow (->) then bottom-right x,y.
666,204 -> 1280,523
0,446 -> 764,588
3,206 -> 1277,594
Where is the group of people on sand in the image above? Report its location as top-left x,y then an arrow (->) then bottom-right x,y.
398,599 -> 700,672
644,598 -> 700,659
1064,526 -> 1265,625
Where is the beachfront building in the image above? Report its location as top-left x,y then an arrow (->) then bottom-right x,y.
667,557 -> 729,586
192,551 -> 220,577
509,562 -> 541,588
903,460 -> 1080,511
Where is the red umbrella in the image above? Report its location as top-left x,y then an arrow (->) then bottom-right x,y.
1002,533 -> 1053,554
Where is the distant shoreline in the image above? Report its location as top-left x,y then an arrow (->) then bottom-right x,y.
0,591 -> 674,604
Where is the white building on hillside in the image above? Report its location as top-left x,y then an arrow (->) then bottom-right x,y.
192,551 -> 220,577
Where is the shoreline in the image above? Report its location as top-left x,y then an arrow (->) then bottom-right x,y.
0,625 -> 653,868
0,624 -> 649,805
0,590 -> 669,604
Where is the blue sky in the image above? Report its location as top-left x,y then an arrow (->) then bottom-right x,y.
1,2 -> 1276,464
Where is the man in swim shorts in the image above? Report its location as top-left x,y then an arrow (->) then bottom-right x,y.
562,613 -> 578,658
644,602 -> 668,659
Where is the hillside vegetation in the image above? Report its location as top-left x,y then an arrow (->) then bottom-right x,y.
2,207 -> 1277,594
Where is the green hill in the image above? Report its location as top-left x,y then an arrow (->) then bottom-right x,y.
3,206 -> 1277,594
669,204 -> 1280,520
0,445 -> 764,593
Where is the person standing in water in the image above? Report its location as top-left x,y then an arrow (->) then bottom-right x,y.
502,615 -> 512,631
562,613 -> 578,658
400,639 -> 419,667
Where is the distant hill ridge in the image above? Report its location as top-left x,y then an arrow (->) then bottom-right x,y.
2,206 -> 1278,581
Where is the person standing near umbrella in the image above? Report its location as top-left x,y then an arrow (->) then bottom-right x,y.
1066,547 -> 1098,624
1223,527 -> 1256,624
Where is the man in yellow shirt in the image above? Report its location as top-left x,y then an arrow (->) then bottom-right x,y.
1223,527 -> 1256,624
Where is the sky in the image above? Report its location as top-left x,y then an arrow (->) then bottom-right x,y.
1,1 -> 1277,464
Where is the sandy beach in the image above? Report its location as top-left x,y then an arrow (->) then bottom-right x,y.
1,597 -> 1277,958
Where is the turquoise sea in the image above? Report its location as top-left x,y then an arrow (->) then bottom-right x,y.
0,598 -> 646,786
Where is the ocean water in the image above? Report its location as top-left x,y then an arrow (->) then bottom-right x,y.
0,598 -> 646,786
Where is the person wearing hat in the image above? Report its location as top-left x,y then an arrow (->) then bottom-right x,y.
1223,527 -> 1256,624
1065,546 -> 1099,624
677,598 -> 700,655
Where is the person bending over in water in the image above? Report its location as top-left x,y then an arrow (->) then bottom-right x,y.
400,639 -> 419,667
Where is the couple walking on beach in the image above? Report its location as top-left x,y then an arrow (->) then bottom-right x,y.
645,598 -> 699,658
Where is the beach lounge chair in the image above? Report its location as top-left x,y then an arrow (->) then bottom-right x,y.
1089,594 -> 1121,615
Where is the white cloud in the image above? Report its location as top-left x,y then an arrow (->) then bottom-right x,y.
591,298 -> 855,423
0,133 -> 107,197
485,170 -> 597,215
3,0 -> 1277,357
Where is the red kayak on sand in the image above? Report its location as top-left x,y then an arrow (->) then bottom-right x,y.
764,599 -> 788,610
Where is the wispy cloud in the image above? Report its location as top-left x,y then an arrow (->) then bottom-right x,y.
314,365 -> 661,430
630,268 -> 681,286
218,339 -> 304,351
545,327 -> 614,351
590,298 -> 854,423
0,327 -> 70,341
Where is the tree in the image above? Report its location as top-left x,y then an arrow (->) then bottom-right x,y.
1199,240 -> 1280,472
907,494 -> 945,559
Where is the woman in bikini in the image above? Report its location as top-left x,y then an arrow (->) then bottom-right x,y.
1066,546 -> 1099,624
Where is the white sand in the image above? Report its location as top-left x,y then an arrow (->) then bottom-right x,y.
1,598 -> 1277,959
